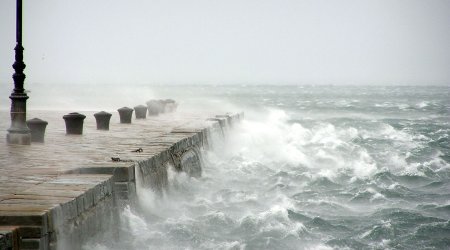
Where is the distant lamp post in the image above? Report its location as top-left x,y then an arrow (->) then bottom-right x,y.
7,0 -> 31,145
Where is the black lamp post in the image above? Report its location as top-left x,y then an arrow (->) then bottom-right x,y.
7,0 -> 31,145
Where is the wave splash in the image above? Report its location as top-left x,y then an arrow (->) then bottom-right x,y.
84,104 -> 449,249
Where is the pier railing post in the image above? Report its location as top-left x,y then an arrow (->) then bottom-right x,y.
7,0 -> 31,145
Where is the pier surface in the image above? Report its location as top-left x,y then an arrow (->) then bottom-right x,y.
0,109 -> 236,249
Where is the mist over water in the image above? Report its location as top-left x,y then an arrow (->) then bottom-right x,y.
64,85 -> 449,249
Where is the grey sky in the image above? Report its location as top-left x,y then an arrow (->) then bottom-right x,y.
1,0 -> 449,85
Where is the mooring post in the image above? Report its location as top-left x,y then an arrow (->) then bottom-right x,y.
146,100 -> 160,116
7,0 -> 31,145
134,105 -> 148,119
26,118 -> 48,142
63,112 -> 86,135
94,111 -> 112,130
117,107 -> 133,123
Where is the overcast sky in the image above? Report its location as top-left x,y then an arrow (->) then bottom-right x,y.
0,0 -> 449,85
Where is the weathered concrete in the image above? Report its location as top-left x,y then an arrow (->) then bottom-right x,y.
0,110 -> 243,249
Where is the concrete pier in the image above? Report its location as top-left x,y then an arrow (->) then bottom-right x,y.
0,110 -> 242,249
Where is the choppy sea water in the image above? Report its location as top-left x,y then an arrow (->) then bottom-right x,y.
83,85 -> 449,250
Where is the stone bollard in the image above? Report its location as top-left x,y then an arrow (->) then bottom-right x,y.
146,100 -> 161,116
163,99 -> 178,112
93,111 -> 112,130
134,105 -> 148,119
117,107 -> 133,123
63,112 -> 86,135
26,118 -> 48,142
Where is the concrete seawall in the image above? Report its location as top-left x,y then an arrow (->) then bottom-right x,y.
0,111 -> 242,250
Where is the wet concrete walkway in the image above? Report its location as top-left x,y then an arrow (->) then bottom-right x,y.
1,111 -> 213,190
0,109 -> 229,249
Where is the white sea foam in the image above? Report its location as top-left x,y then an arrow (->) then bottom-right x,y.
225,109 -> 382,179
81,85 -> 449,249
416,101 -> 429,109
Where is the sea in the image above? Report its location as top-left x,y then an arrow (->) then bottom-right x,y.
4,84 -> 449,249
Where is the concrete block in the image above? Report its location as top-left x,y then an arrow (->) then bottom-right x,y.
48,205 -> 62,233
0,211 -> 47,227
0,226 -> 19,250
82,189 -> 94,211
60,198 -> 78,221
20,238 -> 41,249
17,226 -> 42,239
114,182 -> 128,193
75,196 -> 84,217
180,148 -> 202,178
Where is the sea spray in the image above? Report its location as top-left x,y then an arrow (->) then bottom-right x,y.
83,85 -> 449,250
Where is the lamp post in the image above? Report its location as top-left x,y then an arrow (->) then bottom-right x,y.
7,0 -> 31,145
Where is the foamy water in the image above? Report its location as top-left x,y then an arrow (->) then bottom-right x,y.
70,85 -> 449,249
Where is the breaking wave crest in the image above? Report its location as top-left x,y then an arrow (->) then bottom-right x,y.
84,85 -> 449,250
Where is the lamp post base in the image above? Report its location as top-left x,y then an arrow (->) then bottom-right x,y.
8,93 -> 30,145
7,131 -> 31,145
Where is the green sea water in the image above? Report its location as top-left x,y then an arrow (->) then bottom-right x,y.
77,85 -> 449,249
